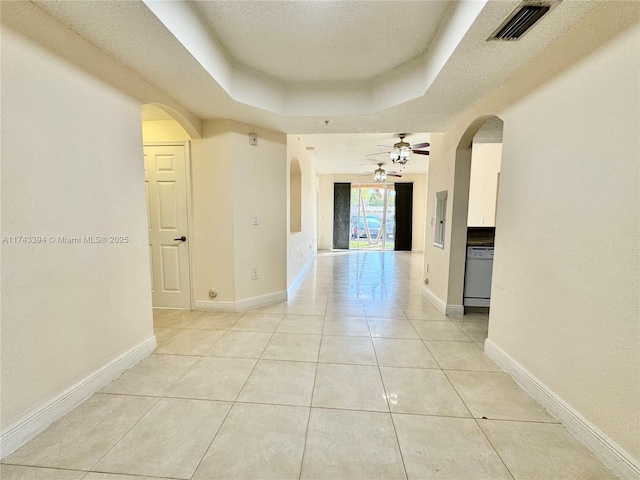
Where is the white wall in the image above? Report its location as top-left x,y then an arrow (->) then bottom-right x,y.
492,23 -> 639,463
423,4 -> 639,469
145,119 -> 288,308
1,28 -> 153,430
142,120 -> 191,143
190,121 -> 236,305
230,124 -> 287,302
318,174 -> 427,251
287,136 -> 318,289
467,143 -> 502,227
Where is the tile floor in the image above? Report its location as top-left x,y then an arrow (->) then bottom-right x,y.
2,252 -> 616,479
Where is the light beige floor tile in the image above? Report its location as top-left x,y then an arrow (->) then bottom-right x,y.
289,292 -> 328,304
153,327 -> 180,345
83,474 -> 168,480
401,305 -> 448,321
230,313 -> 284,332
237,360 -> 316,406
449,312 -> 489,322
154,329 -> 225,355
393,294 -> 432,307
363,303 -> 407,319
101,354 -> 198,396
373,338 -> 438,368
301,409 -> 405,480
167,357 -> 257,401
276,314 -> 324,334
152,309 -> 169,320
480,420 -> 617,479
153,310 -> 205,328
380,367 -> 470,417
193,403 -> 309,480
5,394 -> 157,470
93,398 -> 231,479
322,316 -> 370,336
248,301 -> 289,314
319,336 -> 377,365
425,341 -> 502,372
453,320 -> 489,345
325,302 -> 366,317
411,320 -> 471,341
185,311 -> 243,330
446,371 -> 556,422
0,465 -> 85,479
393,414 -> 511,479
205,331 -> 272,358
312,363 -> 388,412
367,319 -> 420,339
285,302 -> 327,316
261,333 -> 321,362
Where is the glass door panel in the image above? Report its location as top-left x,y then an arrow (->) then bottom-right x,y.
350,184 -> 395,251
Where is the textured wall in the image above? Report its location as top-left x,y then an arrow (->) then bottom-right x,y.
1,28 -> 153,429
423,6 -> 640,461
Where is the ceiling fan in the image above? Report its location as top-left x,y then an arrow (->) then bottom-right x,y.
358,163 -> 402,183
367,133 -> 430,164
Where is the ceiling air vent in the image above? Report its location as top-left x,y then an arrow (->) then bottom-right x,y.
488,1 -> 559,41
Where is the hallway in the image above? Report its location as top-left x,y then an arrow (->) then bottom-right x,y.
2,252 -> 615,479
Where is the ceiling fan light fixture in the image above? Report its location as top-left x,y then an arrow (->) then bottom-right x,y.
373,167 -> 387,182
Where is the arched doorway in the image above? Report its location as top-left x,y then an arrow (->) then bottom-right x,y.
447,115 -> 504,321
142,103 -> 195,309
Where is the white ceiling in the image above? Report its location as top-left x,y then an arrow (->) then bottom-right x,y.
192,1 -> 450,83
23,0 -> 601,173
300,132 -> 431,175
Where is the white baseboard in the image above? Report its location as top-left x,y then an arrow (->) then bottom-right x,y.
0,335 -> 157,459
193,300 -> 236,312
421,285 -> 447,313
485,339 -> 640,480
287,252 -> 317,298
235,290 -> 287,312
420,286 -> 464,316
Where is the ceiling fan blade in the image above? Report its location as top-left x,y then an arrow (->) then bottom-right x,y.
388,173 -> 402,177
412,150 -> 430,155
366,151 -> 390,157
377,144 -> 393,148
411,142 -> 430,149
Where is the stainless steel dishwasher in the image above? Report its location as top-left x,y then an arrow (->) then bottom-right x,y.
463,246 -> 494,307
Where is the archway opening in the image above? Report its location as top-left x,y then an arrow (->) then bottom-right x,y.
448,115 -> 504,321
141,103 -> 194,310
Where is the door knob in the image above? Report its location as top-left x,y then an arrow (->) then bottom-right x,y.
174,236 -> 187,242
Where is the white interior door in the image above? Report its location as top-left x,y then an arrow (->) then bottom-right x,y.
144,144 -> 191,308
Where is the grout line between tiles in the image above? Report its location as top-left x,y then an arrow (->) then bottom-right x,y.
370,333 -> 409,480
187,328 -> 277,480
82,395 -> 162,474
439,365 -> 517,480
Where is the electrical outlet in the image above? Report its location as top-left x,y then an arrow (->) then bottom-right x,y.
252,268 -> 259,280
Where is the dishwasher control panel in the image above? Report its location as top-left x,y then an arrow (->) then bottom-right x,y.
467,246 -> 494,259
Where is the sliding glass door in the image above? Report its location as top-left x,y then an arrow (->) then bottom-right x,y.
350,184 -> 396,250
